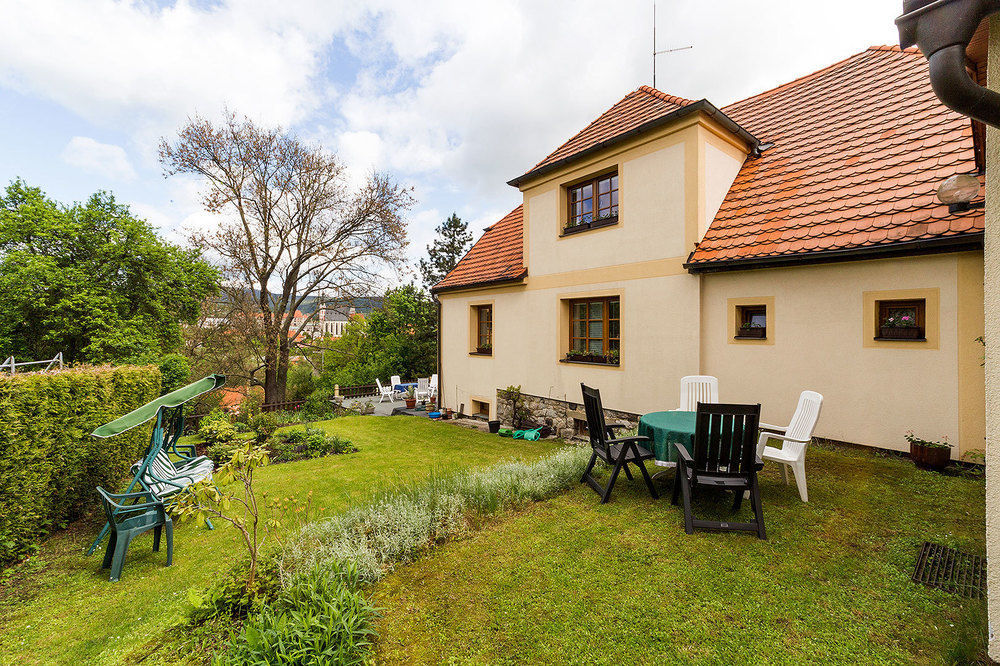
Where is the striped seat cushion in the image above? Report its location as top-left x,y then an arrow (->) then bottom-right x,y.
132,450 -> 214,499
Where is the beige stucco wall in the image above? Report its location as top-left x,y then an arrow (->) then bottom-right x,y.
438,270 -> 702,419
700,253 -> 984,456
985,14 -> 1000,661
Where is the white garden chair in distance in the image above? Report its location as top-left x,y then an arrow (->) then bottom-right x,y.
376,378 -> 395,403
673,376 -> 719,411
429,373 -> 438,399
391,375 -> 402,391
756,390 -> 824,502
415,377 -> 430,401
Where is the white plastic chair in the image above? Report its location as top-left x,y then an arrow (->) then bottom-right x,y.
673,376 -> 719,411
415,377 -> 430,401
429,373 -> 438,399
756,390 -> 823,502
376,378 -> 395,403
391,375 -> 402,391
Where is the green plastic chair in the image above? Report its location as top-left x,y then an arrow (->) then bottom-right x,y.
97,487 -> 173,582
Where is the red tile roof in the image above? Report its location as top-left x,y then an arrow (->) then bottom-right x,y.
432,205 -> 525,292
529,87 -> 694,172
439,46 -> 983,290
687,46 -> 983,267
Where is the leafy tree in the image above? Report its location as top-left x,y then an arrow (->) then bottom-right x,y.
158,353 -> 191,394
418,213 -> 472,290
0,180 -> 218,364
160,112 -> 411,403
319,285 -> 437,387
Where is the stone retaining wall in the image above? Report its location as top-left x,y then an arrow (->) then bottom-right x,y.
495,389 -> 641,440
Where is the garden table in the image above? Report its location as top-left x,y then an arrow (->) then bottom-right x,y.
394,382 -> 417,393
637,410 -> 697,467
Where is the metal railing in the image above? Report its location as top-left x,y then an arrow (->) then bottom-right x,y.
0,353 -> 64,373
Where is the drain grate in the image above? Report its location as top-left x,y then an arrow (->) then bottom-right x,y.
912,541 -> 985,599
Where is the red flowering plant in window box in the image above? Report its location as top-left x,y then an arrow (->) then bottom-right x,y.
880,312 -> 922,340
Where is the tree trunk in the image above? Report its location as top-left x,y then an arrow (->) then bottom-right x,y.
263,335 -> 281,404
277,340 -> 290,402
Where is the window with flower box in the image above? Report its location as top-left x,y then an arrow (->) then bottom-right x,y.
735,305 -> 767,339
876,299 -> 925,340
565,171 -> 619,234
565,297 -> 620,365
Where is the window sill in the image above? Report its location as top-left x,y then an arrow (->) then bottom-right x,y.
561,216 -> 618,237
873,337 -> 927,342
469,351 -> 493,357
734,335 -> 768,341
560,359 -> 620,368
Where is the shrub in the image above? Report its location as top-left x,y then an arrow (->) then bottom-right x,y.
269,427 -> 356,463
238,387 -> 265,421
185,557 -> 283,624
0,365 -> 160,565
249,411 -> 280,444
158,353 -> 191,395
220,563 -> 376,666
206,439 -> 242,466
286,363 -> 316,403
198,409 -> 237,445
302,389 -> 336,420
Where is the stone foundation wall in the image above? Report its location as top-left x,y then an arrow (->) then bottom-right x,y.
495,390 -> 641,440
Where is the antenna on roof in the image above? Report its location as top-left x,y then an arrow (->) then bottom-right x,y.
652,0 -> 692,89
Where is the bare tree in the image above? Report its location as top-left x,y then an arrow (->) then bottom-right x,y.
161,112 -> 411,402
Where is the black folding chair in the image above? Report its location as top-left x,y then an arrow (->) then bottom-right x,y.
671,402 -> 766,539
579,383 -> 658,504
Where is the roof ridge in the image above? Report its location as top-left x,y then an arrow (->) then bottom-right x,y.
723,46 -> 921,113
636,85 -> 695,108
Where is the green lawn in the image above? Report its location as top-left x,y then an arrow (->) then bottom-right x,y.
0,416 -> 557,665
373,444 -> 986,664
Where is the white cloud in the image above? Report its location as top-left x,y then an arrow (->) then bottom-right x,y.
0,0 -> 904,282
60,136 -> 136,181
0,1 -> 365,140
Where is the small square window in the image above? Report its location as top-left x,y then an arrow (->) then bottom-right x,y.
876,299 -> 925,340
735,305 -> 767,339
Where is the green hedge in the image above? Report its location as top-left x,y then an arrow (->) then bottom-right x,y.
0,365 -> 160,565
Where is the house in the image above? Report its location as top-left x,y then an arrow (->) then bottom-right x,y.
432,45 -> 986,458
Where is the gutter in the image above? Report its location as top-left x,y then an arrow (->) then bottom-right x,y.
507,100 -> 760,188
897,0 -> 1000,127
430,271 -> 528,295
684,232 -> 984,273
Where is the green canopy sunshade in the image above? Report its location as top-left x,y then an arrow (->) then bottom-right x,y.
91,374 -> 226,438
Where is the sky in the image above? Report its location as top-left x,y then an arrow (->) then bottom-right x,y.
0,0 -> 904,283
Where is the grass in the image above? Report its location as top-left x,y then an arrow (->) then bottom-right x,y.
372,443 -> 986,664
0,416 -> 557,665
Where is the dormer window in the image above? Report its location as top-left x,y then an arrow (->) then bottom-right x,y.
565,171 -> 618,234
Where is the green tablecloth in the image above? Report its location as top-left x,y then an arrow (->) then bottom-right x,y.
638,411 -> 696,463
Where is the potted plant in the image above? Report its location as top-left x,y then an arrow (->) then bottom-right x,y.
607,349 -> 620,366
443,408 -> 453,420
906,431 -> 952,471
880,313 -> 922,340
404,387 -> 417,409
476,343 -> 492,355
737,322 -> 766,339
565,351 -> 610,364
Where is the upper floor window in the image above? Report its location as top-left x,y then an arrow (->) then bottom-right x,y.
566,171 -> 619,234
565,297 -> 620,365
474,304 -> 493,354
